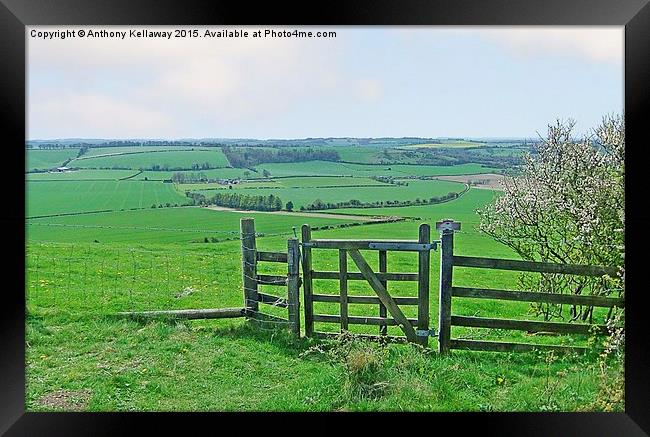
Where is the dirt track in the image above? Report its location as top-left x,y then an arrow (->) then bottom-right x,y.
433,173 -> 504,190
205,205 -> 390,222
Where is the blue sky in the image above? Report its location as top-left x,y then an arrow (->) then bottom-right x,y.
27,26 -> 623,140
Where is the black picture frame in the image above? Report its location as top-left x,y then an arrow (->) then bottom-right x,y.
2,0 -> 649,434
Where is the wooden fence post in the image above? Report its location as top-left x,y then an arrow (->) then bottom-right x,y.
287,238 -> 301,337
417,223 -> 431,347
339,249 -> 349,332
378,250 -> 388,336
240,218 -> 259,316
437,219 -> 460,355
301,224 -> 314,337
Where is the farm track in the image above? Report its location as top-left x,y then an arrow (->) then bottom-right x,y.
204,205 -> 397,222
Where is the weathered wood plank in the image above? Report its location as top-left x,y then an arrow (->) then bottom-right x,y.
311,294 -> 419,305
240,218 -> 259,313
452,255 -> 618,277
301,224 -> 314,337
311,271 -> 418,281
287,238 -> 301,337
118,307 -> 246,320
449,339 -> 588,354
379,250 -> 388,336
256,274 -> 288,286
339,249 -> 349,331
313,314 -> 418,326
348,249 -> 417,342
257,251 -> 288,263
257,292 -> 289,308
452,286 -> 625,308
417,223 -> 431,347
450,315 -> 610,335
307,239 -> 419,250
312,331 -> 408,344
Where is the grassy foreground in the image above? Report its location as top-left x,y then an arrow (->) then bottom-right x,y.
25,190 -> 622,412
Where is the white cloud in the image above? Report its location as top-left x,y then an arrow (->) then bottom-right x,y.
29,93 -> 177,139
27,26 -> 343,138
356,78 -> 383,103
470,27 -> 623,64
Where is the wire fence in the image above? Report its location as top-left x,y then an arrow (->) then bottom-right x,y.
26,243 -> 248,316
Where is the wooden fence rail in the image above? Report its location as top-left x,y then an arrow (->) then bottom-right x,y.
437,219 -> 623,355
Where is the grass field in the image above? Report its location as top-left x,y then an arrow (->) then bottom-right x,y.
82,146 -> 205,157
27,169 -> 140,181
27,180 -> 188,217
71,149 -> 230,170
24,146 -> 620,412
27,149 -> 80,171
26,207 -> 368,244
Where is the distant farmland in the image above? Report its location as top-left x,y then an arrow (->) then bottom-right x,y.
27,180 -> 188,217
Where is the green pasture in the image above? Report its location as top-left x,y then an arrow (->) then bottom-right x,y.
26,207 -> 364,244
27,148 -> 80,171
27,180 -> 188,217
71,149 -> 230,170
82,146 -> 209,157
27,169 -> 139,181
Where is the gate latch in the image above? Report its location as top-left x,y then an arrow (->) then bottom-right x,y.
415,328 -> 436,337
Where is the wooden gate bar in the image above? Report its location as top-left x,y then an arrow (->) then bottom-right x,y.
452,255 -> 619,277
452,286 -> 625,308
449,339 -> 587,354
339,249 -> 349,331
417,223 -> 431,347
257,292 -> 289,308
306,239 -> 420,250
450,315 -> 609,335
347,249 -> 417,342
257,251 -> 288,263
311,271 -> 418,281
311,294 -> 419,305
313,314 -> 419,326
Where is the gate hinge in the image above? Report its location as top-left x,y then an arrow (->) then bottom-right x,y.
415,328 -> 436,337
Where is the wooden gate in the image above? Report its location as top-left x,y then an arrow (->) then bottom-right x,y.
240,218 -> 301,336
300,223 -> 435,346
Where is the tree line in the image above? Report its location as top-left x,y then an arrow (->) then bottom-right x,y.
222,146 -> 340,168
300,190 -> 463,211
187,191 -> 283,211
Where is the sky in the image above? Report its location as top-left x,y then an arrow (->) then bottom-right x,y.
27,26 -> 623,140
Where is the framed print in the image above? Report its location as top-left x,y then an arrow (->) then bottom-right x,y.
1,0 -> 649,434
